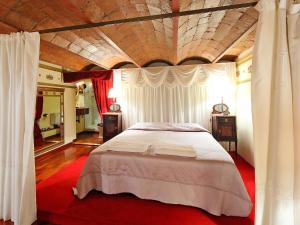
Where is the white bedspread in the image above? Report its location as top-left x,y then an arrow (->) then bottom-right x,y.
75,123 -> 252,217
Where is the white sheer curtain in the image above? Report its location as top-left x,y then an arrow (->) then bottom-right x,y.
252,0 -> 300,225
0,32 -> 40,225
118,63 -> 236,129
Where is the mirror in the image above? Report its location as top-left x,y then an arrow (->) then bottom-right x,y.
109,103 -> 121,112
212,103 -> 230,115
34,87 -> 64,155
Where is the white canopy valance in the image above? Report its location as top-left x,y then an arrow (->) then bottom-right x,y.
121,63 -> 236,88
115,63 -> 237,129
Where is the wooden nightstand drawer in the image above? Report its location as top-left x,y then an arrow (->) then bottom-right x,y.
104,115 -> 118,122
212,115 -> 237,157
216,116 -> 235,123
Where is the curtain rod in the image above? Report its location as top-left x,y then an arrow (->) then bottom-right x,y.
37,2 -> 258,34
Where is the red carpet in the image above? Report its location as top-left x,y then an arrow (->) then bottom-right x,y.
36,155 -> 255,225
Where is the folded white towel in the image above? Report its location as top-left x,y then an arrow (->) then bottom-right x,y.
99,141 -> 150,154
149,144 -> 197,158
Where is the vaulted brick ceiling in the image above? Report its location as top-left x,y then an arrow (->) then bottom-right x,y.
0,0 -> 258,71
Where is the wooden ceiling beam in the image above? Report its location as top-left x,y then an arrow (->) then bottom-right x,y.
212,21 -> 257,63
36,2 -> 258,34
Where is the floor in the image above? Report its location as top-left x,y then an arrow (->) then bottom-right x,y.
34,134 -> 63,153
73,131 -> 102,146
0,144 -> 96,225
1,145 -> 254,225
35,144 -> 97,225
0,221 -> 13,225
0,221 -> 49,225
35,147 -> 255,225
36,144 -> 97,184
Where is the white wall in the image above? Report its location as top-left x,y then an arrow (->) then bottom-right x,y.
38,61 -> 64,84
236,57 -> 254,166
38,61 -> 77,145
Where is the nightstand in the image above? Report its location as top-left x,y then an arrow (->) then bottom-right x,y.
102,112 -> 122,142
212,115 -> 237,157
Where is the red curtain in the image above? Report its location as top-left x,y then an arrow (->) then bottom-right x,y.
34,95 -> 43,146
92,76 -> 113,115
63,70 -> 112,83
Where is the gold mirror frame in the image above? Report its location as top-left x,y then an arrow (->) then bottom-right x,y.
34,87 -> 65,156
212,103 -> 230,115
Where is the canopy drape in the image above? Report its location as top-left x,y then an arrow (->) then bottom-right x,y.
0,32 -> 40,225
119,63 -> 236,129
252,1 -> 300,225
63,70 -> 112,83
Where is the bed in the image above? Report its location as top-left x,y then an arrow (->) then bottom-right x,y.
74,122 -> 252,217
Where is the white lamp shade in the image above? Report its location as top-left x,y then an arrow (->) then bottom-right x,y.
108,88 -> 118,98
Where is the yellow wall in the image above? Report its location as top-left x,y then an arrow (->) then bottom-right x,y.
236,55 -> 254,166
39,96 -> 61,129
38,61 -> 64,84
76,115 -> 85,133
